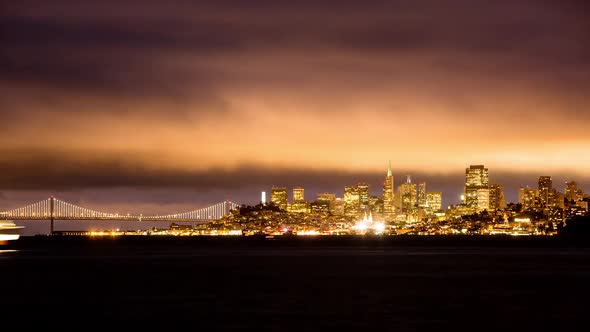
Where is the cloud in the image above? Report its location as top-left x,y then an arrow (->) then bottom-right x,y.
1,0 -> 589,208
0,148 -> 588,211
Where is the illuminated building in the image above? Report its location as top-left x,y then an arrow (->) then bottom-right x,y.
565,181 -> 578,201
426,191 -> 442,212
519,187 -> 540,211
288,187 -> 308,213
358,183 -> 370,213
289,201 -> 310,213
397,176 -> 417,213
476,189 -> 490,212
445,204 -> 474,220
465,165 -> 489,211
565,181 -> 584,202
293,187 -> 305,202
271,187 -> 288,210
538,176 -> 553,208
317,193 -> 336,202
489,184 -> 505,211
418,182 -> 427,208
382,161 -> 395,220
552,190 -> 565,209
344,186 -> 360,217
369,196 -> 384,219
315,193 -> 336,214
311,201 -> 329,214
342,183 -> 370,216
332,198 -> 345,216
261,191 -> 266,205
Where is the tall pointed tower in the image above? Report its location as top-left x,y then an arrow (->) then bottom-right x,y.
382,161 -> 395,220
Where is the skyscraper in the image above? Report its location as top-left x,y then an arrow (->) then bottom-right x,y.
538,176 -> 553,208
289,187 -> 309,213
293,187 -> 305,202
552,190 -> 565,209
476,189 -> 490,212
332,198 -> 345,216
426,191 -> 442,212
565,181 -> 578,201
565,181 -> 584,202
397,176 -> 417,213
418,182 -> 427,208
519,186 -> 540,211
465,165 -> 489,211
382,161 -> 395,220
344,186 -> 360,217
316,193 -> 336,214
489,184 -> 505,211
357,183 -> 370,213
271,187 -> 288,210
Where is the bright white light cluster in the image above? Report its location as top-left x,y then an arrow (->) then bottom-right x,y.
353,212 -> 386,234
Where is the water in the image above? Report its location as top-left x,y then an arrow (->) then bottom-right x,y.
13,219 -> 207,236
1,236 -> 589,330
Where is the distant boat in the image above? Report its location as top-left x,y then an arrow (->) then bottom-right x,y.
0,220 -> 24,244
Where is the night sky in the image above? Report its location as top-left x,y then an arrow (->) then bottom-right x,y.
2,0 -> 589,215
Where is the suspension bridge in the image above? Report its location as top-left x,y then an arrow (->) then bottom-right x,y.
0,197 -> 240,234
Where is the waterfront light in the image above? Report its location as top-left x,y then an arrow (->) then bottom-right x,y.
374,222 -> 385,233
297,230 -> 320,236
354,222 -> 368,232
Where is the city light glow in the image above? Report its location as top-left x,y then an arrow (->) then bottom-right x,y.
297,230 -> 320,236
374,223 -> 385,233
354,222 -> 368,232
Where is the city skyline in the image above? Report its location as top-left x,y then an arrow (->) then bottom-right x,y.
265,165 -> 586,208
2,162 -> 587,214
1,162 -> 589,215
2,1 -> 590,214
4,161 -> 587,236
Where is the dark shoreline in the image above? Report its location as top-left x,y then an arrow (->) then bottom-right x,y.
9,234 -> 590,249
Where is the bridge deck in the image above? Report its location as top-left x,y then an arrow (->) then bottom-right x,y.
5,216 -> 216,222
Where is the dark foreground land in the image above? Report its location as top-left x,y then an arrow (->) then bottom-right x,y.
2,235 -> 590,330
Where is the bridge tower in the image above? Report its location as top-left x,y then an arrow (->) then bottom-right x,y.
225,200 -> 230,216
50,196 -> 55,235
